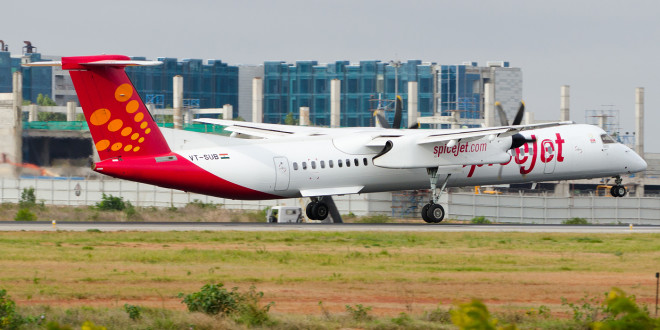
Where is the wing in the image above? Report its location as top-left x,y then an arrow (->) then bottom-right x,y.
197,117 -> 573,169
195,118 -> 398,139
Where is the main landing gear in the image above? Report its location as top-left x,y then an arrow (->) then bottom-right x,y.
306,197 -> 329,221
421,168 -> 451,224
610,175 -> 627,197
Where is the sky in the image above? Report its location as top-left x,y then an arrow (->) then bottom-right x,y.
2,0 -> 659,151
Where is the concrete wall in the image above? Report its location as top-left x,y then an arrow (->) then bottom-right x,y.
447,192 -> 660,224
238,65 -> 263,122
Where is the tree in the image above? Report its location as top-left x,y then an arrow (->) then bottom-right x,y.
36,93 -> 57,106
284,112 -> 298,125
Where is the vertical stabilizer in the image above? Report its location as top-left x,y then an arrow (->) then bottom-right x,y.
62,55 -> 170,160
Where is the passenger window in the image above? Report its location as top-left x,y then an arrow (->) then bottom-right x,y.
354,158 -> 359,166
320,160 -> 325,168
601,134 -> 616,144
346,159 -> 350,167
293,162 -> 298,170
329,160 -> 334,168
302,162 -> 307,170
311,161 -> 316,169
363,158 -> 368,166
338,159 -> 343,168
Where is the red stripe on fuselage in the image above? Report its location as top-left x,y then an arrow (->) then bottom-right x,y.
94,152 -> 279,200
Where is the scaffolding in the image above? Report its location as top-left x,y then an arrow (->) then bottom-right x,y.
585,108 -> 635,147
391,190 -> 428,218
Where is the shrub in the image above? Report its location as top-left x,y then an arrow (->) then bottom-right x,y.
80,320 -> 106,330
95,194 -> 126,211
180,283 -> 240,316
345,304 -> 372,322
233,286 -> 273,326
179,283 -> 273,326
450,299 -> 514,329
424,306 -> 452,323
562,217 -> 589,225
14,208 -> 37,221
244,208 -> 270,222
123,304 -> 142,320
470,216 -> 491,224
19,187 -> 36,208
391,312 -> 413,326
187,199 -> 217,209
0,289 -> 24,329
594,287 -> 660,329
124,201 -> 140,220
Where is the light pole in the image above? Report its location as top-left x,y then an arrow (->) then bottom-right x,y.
389,60 -> 401,99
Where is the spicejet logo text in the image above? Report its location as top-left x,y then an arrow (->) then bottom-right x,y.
433,142 -> 488,157
465,133 -> 566,177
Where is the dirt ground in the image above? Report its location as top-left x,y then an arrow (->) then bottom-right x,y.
15,272 -> 655,318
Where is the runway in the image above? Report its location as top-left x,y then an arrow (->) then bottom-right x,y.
1,221 -> 659,233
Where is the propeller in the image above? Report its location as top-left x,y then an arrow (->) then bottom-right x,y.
374,95 -> 418,129
495,101 -> 526,126
494,101 -> 535,149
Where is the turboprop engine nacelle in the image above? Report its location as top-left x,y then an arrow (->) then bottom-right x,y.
372,134 -> 513,169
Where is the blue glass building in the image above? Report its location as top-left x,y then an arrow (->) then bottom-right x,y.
0,51 -> 11,93
263,60 -> 435,127
20,53 -> 53,103
0,53 -> 53,103
125,57 -> 239,117
439,64 -> 483,121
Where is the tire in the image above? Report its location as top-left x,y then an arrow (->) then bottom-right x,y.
306,202 -> 317,220
421,204 -> 432,223
313,202 -> 329,220
616,185 -> 627,197
610,186 -> 620,197
426,204 -> 445,223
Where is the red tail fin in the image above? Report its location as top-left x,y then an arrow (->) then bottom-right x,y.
63,55 -> 170,160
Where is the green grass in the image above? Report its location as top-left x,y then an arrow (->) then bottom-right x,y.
1,231 -> 659,329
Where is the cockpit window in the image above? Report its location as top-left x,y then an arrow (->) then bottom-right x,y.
601,134 -> 616,144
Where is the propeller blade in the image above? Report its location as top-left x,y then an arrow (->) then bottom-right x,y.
374,111 -> 391,129
392,95 -> 403,129
495,102 -> 509,126
512,102 -> 525,126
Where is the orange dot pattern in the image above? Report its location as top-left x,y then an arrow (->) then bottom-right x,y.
91,84 -> 153,154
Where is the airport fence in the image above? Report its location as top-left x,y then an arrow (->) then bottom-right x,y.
447,192 -> 660,225
0,177 -> 658,224
0,177 -> 391,216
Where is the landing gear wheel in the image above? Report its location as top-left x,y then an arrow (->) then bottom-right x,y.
426,204 -> 445,223
421,204 -> 432,223
610,186 -> 619,197
312,202 -> 329,220
611,185 -> 626,197
306,202 -> 317,220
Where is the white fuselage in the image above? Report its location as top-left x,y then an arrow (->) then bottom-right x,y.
172,124 -> 646,199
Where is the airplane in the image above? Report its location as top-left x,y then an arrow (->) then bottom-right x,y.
26,55 -> 648,223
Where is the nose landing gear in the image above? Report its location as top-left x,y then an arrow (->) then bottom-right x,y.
421,168 -> 450,223
610,175 -> 627,197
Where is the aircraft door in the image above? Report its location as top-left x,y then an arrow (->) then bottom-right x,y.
542,140 -> 556,174
273,156 -> 290,191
